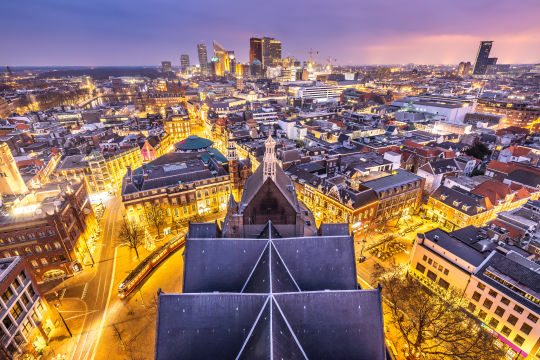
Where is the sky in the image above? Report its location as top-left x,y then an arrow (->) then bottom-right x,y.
1,0 -> 539,66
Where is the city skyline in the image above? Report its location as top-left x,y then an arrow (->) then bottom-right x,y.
1,0 -> 540,66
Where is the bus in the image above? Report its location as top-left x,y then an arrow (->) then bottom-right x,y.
118,231 -> 187,299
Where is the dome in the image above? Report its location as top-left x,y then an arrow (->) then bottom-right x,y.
251,59 -> 262,65
211,56 -> 219,63
175,135 -> 214,151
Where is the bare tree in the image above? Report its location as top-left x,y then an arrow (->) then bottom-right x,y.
374,265 -> 504,360
118,216 -> 143,260
144,201 -> 165,238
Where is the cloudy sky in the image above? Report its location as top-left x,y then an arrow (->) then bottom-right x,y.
2,0 -> 539,66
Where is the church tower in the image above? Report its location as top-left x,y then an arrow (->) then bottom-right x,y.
227,140 -> 240,199
263,135 -> 276,183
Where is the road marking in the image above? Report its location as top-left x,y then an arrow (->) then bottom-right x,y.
59,288 -> 66,301
81,283 -> 88,300
67,299 -> 89,360
64,310 -> 98,321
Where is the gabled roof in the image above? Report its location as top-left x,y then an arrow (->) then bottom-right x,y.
156,290 -> 386,360
506,169 -> 540,188
156,221 -> 387,360
240,163 -> 299,213
486,160 -> 511,174
472,180 -> 513,205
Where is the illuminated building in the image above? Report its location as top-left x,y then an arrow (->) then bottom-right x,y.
410,228 -> 540,359
262,37 -> 281,66
57,147 -> 142,193
457,61 -> 472,76
250,37 -> 281,67
0,181 -> 98,282
472,41 -> 497,76
104,147 -> 143,190
197,43 -> 209,75
0,97 -> 10,118
180,54 -> 190,73
475,99 -> 540,132
427,185 -> 494,230
161,61 -> 172,73
121,136 -> 230,229
164,108 -> 191,143
249,37 -> 263,64
210,55 -> 220,76
0,142 -> 28,195
140,133 -> 173,163
226,140 -> 252,200
0,256 -> 54,358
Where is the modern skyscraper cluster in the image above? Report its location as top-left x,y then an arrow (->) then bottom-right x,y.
472,41 -> 498,76
194,36 -> 281,77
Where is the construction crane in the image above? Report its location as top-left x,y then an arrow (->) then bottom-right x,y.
286,48 -> 319,67
313,56 -> 337,71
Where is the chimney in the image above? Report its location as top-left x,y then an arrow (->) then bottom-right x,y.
126,166 -> 132,183
143,172 -> 149,180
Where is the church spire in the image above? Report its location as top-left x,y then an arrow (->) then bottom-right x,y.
263,135 -> 277,183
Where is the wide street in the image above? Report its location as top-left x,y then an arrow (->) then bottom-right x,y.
44,195 -> 123,360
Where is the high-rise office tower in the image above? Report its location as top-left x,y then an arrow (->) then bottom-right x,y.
180,54 -> 190,73
197,43 -> 209,75
251,37 -> 281,67
249,37 -> 263,64
472,41 -> 497,76
269,39 -> 282,66
227,51 -> 236,75
161,61 -> 172,73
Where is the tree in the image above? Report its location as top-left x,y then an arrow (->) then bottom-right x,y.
466,141 -> 491,160
374,265 -> 504,360
144,201 -> 165,238
118,216 -> 143,260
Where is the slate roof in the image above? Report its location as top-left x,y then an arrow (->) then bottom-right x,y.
419,158 -> 460,175
240,163 -> 299,213
474,252 -> 540,315
431,185 -> 492,215
422,228 -> 489,268
156,221 -> 386,360
156,290 -> 386,360
363,169 -> 422,193
122,158 -> 227,195
506,169 -> 540,188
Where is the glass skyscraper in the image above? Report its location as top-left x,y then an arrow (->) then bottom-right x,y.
473,41 -> 497,75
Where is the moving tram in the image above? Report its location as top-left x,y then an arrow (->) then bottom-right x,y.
118,231 -> 187,299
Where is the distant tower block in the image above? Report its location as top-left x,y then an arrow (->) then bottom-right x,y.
0,143 -> 28,195
263,135 -> 277,183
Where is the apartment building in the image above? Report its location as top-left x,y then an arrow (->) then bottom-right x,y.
0,257 -> 53,359
410,227 -> 540,359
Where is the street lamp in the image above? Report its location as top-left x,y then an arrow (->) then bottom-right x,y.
55,304 -> 72,338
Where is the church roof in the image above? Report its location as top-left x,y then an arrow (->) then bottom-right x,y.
156,222 -> 386,360
239,163 -> 299,213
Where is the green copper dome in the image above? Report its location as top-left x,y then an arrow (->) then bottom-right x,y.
175,135 -> 214,151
